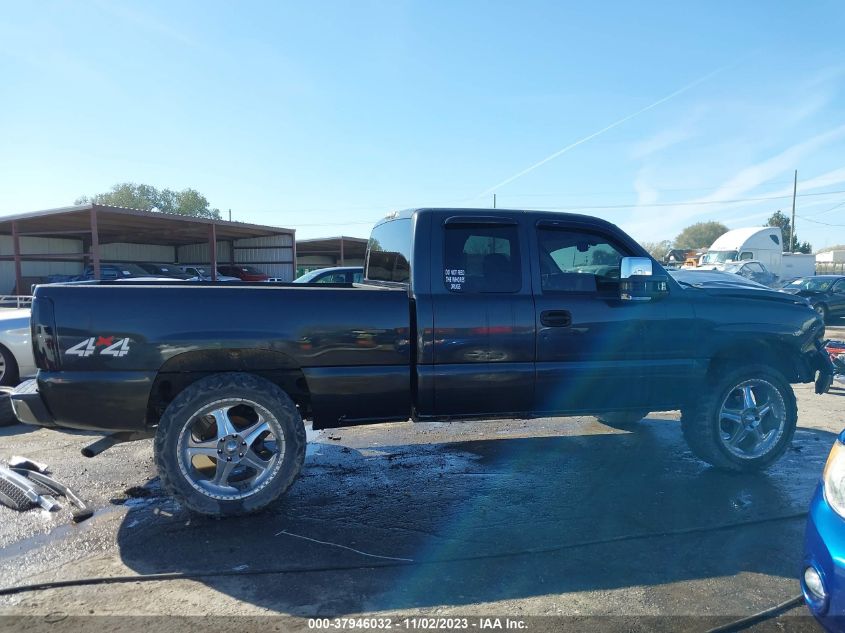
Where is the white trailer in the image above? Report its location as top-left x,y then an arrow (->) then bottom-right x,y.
697,226 -> 817,279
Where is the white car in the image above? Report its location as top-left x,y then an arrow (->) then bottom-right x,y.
0,308 -> 35,386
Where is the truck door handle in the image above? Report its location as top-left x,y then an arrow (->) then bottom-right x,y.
540,310 -> 572,327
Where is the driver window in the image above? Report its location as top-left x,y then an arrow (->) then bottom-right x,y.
739,252 -> 754,260
537,228 -> 629,293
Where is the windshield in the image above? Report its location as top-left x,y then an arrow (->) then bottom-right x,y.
294,269 -> 324,282
700,250 -> 738,265
786,277 -> 833,292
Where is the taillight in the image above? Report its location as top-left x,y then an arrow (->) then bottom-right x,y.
31,296 -> 60,371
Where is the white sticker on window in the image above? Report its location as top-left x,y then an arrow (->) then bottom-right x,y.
445,268 -> 466,291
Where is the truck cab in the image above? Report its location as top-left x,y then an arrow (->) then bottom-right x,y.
699,227 -> 783,272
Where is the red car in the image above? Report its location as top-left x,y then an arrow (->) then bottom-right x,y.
216,265 -> 269,281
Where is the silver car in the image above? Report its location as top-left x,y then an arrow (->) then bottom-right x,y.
0,308 -> 35,386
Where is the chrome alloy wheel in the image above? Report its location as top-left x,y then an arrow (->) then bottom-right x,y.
718,379 -> 786,459
176,398 -> 285,500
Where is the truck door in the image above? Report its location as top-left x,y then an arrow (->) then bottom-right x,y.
531,221 -> 698,414
428,214 -> 535,417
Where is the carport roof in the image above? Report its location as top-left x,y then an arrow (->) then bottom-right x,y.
0,203 -> 294,245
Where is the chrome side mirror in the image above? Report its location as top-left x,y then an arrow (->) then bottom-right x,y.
620,257 -> 653,278
619,257 -> 668,302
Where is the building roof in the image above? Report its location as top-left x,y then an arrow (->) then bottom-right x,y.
0,203 -> 294,245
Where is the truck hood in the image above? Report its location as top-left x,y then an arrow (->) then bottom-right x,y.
669,270 -> 809,306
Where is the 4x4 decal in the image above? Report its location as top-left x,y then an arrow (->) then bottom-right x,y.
66,336 -> 131,358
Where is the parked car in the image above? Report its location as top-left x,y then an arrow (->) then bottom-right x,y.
293,266 -> 363,284
719,260 -> 778,287
0,308 -> 35,386
803,430 -> 845,630
178,265 -> 240,282
136,263 -> 193,279
779,275 -> 845,323
11,208 -> 833,517
75,263 -> 155,280
217,265 -> 269,282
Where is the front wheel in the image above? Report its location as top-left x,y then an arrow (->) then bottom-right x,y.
681,365 -> 796,471
155,372 -> 306,516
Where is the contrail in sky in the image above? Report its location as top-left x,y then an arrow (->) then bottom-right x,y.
477,59 -> 746,199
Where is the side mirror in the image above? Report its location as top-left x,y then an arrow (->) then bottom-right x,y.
619,257 -> 669,302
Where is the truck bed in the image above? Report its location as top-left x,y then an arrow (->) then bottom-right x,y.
30,281 -> 412,431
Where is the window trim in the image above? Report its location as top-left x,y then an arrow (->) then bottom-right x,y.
535,224 -> 634,295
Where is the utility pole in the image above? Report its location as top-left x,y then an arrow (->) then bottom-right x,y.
493,194 -> 496,209
790,170 -> 797,252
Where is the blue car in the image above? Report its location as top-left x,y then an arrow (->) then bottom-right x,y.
803,430 -> 845,630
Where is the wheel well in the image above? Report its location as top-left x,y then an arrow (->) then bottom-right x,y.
0,343 -> 20,378
145,349 -> 311,427
707,340 -> 802,384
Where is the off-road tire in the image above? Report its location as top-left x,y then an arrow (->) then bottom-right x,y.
0,387 -> 18,426
596,410 -> 650,429
154,372 -> 306,516
681,365 -> 797,471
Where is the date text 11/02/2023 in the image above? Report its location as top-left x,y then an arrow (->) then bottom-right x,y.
307,617 -> 528,630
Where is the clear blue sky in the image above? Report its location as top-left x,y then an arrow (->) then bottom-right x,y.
2,1 -> 845,246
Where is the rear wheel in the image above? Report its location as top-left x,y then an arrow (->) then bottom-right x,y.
681,365 -> 796,471
0,345 -> 19,387
155,372 -> 306,516
596,410 -> 650,429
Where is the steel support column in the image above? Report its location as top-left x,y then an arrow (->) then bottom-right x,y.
209,223 -> 218,281
11,221 -> 22,294
90,208 -> 101,279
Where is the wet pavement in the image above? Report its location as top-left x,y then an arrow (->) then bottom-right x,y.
0,324 -> 844,631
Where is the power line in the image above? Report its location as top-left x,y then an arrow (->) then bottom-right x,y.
805,199 -> 845,217
796,214 -> 845,227
519,188 -> 845,211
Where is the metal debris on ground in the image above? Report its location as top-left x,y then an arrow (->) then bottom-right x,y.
0,458 -> 93,522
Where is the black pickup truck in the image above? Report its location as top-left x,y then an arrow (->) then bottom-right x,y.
12,209 -> 833,516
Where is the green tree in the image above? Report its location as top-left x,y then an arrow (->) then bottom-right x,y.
76,182 -> 221,219
765,210 -> 812,253
640,239 -> 672,261
674,221 -> 729,249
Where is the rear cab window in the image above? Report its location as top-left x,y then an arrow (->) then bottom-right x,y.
365,218 -> 412,283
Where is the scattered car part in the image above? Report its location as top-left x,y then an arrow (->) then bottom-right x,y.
0,465 -> 59,511
10,468 -> 92,522
81,431 -> 155,458
8,455 -> 49,473
0,475 -> 33,511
